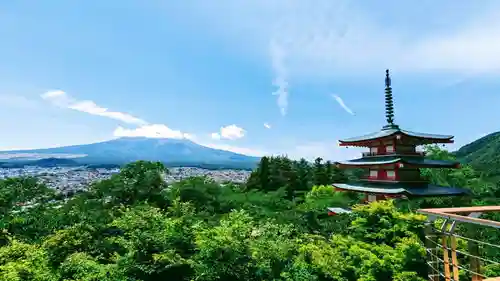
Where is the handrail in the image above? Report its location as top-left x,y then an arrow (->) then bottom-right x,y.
418,206 -> 500,281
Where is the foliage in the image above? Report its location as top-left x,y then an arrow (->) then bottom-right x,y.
0,239 -> 57,281
0,148 -> 498,280
0,177 -> 55,217
247,156 -> 347,198
454,131 -> 500,181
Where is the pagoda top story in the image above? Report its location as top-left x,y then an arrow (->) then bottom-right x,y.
338,70 -> 454,147
332,69 -> 470,202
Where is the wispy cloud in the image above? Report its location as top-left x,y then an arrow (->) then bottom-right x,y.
41,90 -> 146,125
40,90 -> 262,154
197,142 -> 267,157
178,1 -> 500,77
113,124 -> 193,139
331,94 -> 354,115
210,132 -> 221,140
211,124 -> 246,140
264,123 -> 271,129
270,41 -> 288,116
41,90 -> 194,140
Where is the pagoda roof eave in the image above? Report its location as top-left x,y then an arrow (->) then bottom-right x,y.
332,182 -> 470,197
335,156 -> 460,168
327,207 -> 352,214
338,128 -> 454,146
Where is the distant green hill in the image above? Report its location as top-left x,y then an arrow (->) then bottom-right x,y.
455,131 -> 500,180
28,158 -> 80,167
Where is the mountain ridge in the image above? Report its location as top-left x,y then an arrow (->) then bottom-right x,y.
0,137 -> 260,170
455,131 -> 500,181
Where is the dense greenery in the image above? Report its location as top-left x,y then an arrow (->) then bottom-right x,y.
246,156 -> 349,200
455,131 -> 500,182
0,146 -> 499,280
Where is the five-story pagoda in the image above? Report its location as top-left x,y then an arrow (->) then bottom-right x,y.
332,70 -> 470,202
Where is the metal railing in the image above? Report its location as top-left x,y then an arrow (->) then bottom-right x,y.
418,206 -> 500,281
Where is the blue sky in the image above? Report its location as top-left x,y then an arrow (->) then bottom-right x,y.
0,1 -> 499,160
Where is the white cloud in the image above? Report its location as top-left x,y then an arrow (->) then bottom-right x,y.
270,41 -> 289,116
331,94 -> 354,115
41,90 -> 72,107
178,1 -> 500,77
42,90 -> 194,141
221,124 -> 246,140
172,1 -> 500,115
38,90 -> 269,156
198,142 -> 267,157
113,124 -> 193,139
68,101 -> 146,125
40,90 -> 264,155
41,90 -> 66,99
402,14 -> 500,73
264,123 -> 271,129
113,124 -> 266,156
211,124 -> 246,140
41,90 -> 146,125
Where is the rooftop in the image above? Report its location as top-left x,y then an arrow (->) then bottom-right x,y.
339,127 -> 454,144
338,70 -> 454,146
336,155 -> 459,168
333,182 -> 470,196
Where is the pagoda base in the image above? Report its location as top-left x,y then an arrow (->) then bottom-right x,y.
332,182 -> 470,197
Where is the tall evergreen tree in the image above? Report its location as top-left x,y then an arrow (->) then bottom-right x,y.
258,156 -> 271,191
277,156 -> 292,191
297,158 -> 312,192
325,160 -> 333,183
326,160 -> 349,183
268,156 -> 282,191
332,166 -> 349,183
313,157 -> 328,186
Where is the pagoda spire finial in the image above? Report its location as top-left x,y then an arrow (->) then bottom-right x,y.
384,69 -> 396,128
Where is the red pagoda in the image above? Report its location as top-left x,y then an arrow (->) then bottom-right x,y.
332,70 -> 470,202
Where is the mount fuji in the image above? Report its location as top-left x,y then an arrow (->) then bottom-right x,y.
0,137 -> 261,170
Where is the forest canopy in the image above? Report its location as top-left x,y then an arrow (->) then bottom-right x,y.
0,146 -> 499,281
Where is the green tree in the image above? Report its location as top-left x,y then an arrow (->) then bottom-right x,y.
0,156 -> 486,281
59,252 -> 125,281
313,157 -> 328,186
246,156 -> 271,192
91,161 -> 168,207
107,204 -> 195,280
258,156 -> 271,191
0,239 -> 58,281
296,158 -> 311,192
0,177 -> 55,216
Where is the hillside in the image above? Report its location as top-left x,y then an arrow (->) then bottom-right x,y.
0,137 -> 260,169
455,131 -> 500,180
28,158 -> 80,167
2,154 -> 499,280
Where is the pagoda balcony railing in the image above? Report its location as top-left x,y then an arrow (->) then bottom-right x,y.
360,176 -> 428,183
361,176 -> 397,181
361,151 -> 426,157
417,206 -> 500,281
